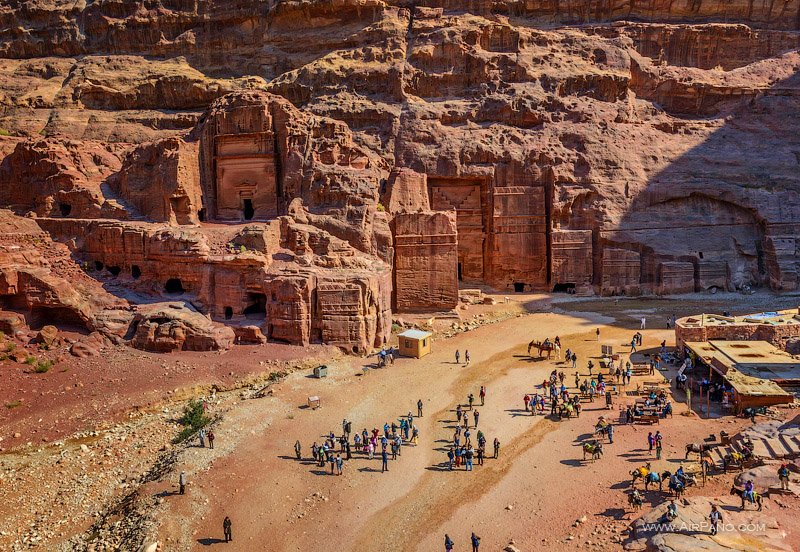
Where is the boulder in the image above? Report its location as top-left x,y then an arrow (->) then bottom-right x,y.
0,310 -> 26,336
70,341 -> 100,358
234,325 -> 267,344
35,325 -> 60,347
627,496 -> 790,551
130,303 -> 235,353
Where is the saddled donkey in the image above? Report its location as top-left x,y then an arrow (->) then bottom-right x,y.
528,340 -> 556,359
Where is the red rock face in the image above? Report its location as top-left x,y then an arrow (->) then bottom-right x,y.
393,211 -> 459,312
1,1 -> 800,349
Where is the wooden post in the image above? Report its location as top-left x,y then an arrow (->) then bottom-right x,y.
707,362 -> 712,419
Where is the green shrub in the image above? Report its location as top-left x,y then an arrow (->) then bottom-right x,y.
173,398 -> 211,443
0,128 -> 11,137
376,203 -> 386,212
5,400 -> 22,409
34,360 -> 53,373
25,356 -> 36,365
5,343 -> 16,353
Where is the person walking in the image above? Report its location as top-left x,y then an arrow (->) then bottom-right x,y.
412,426 -> 419,445
294,440 -> 302,460
418,399 -> 424,417
656,438 -> 662,460
647,432 -> 655,454
493,437 -> 500,459
596,328 -> 600,341
473,410 -> 480,428
455,446 -> 462,468
381,448 -> 389,472
709,504 -> 723,535
336,454 -> 343,475
207,430 -> 215,450
447,447 -> 455,470
329,453 -> 336,474
465,350 -> 471,366
778,463 -> 790,490
471,532 -> 481,552
630,338 -> 637,353
571,352 -> 577,370
198,428 -> 206,448
523,394 -> 530,412
445,534 -> 454,551
465,447 -> 474,471
641,317 -> 646,330
468,393 -> 475,410
179,471 -> 187,495
477,446 -> 484,466
607,423 -> 614,444
455,350 -> 460,365
479,386 -> 486,406
223,516 -> 232,543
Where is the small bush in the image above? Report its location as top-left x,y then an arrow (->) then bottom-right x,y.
0,128 -> 11,137
376,203 -> 386,212
173,398 -> 211,443
5,342 -> 16,353
25,356 -> 36,365
5,400 -> 22,409
34,360 -> 53,373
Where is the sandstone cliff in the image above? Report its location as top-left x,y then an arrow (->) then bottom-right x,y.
0,0 -> 798,351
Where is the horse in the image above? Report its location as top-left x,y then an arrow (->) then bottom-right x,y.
661,472 -> 685,497
583,441 -> 603,461
627,490 -> 643,511
685,443 -> 711,459
730,485 -> 763,511
559,402 -> 576,419
528,340 -> 556,359
630,464 -> 651,486
723,449 -> 752,471
644,471 -> 661,491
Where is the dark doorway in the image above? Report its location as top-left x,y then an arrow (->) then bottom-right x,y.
224,307 -> 233,320
165,278 -> 185,294
94,261 -> 104,271
108,266 -> 121,277
552,283 -> 576,293
457,262 -> 463,281
131,265 -> 141,279
242,199 -> 254,221
59,203 -> 72,217
513,282 -> 525,292
243,292 -> 267,318
198,209 -> 206,222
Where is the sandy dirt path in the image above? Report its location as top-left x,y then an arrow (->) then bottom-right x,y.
153,300 -> 800,551
156,310 -> 613,550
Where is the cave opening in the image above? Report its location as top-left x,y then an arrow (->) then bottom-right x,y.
58,203 -> 72,217
243,292 -> 267,318
94,261 -> 104,271
131,265 -> 141,279
224,306 -> 233,320
457,262 -> 463,281
198,208 -> 206,222
552,283 -> 576,293
29,306 -> 88,332
242,199 -> 255,221
513,282 -> 525,292
164,278 -> 185,294
108,266 -> 121,277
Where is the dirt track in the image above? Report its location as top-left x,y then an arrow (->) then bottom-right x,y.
149,294 -> 800,551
